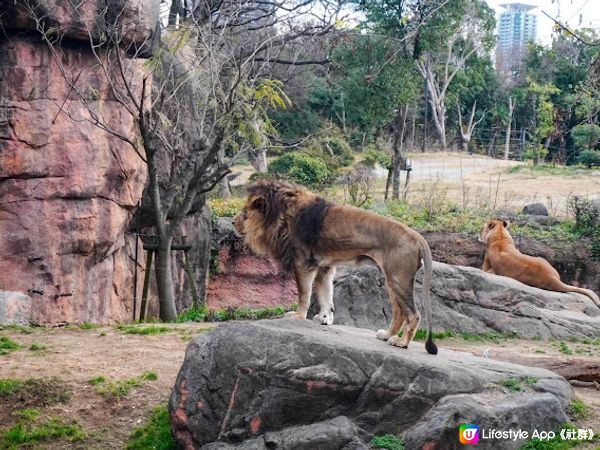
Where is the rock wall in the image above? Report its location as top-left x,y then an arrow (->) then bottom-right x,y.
0,1 -> 160,324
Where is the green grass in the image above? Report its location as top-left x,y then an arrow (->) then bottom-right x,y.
525,376 -> 538,385
370,434 -> 405,450
79,322 -> 99,330
95,372 -> 158,399
115,325 -> 174,335
29,343 -> 47,351
176,306 -> 208,323
567,399 -> 591,420
558,341 -> 572,355
501,378 -> 522,392
125,405 -> 176,450
0,412 -> 85,449
204,305 -> 296,322
0,378 -> 71,405
411,329 -> 519,342
89,376 -> 106,386
519,424 -> 598,450
507,164 -> 596,176
0,379 -> 23,396
0,336 -> 21,353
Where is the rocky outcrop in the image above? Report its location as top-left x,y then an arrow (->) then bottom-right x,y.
206,218 -> 297,310
170,320 -> 573,449
318,263 -> 600,339
0,0 -> 160,53
0,0 -> 159,324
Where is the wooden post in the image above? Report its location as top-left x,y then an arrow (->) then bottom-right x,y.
181,236 -> 199,308
140,248 -> 154,321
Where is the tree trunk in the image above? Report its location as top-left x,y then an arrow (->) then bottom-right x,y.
391,106 -> 408,200
155,235 -> 177,321
146,145 -> 178,322
504,97 -> 515,160
250,149 -> 268,173
218,147 -> 231,198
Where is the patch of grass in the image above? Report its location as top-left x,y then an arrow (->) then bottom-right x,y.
176,306 -> 208,323
507,164 -> 593,176
15,408 -> 40,422
208,197 -> 245,218
411,330 -> 520,342
567,399 -> 591,420
0,379 -> 23,396
99,331 -> 107,337
2,325 -> 34,334
0,336 -> 21,352
0,414 -> 85,449
95,372 -> 158,399
115,325 -> 174,335
370,434 -> 405,450
89,376 -> 106,386
0,378 -> 70,405
518,424 -> 597,449
558,341 -> 572,355
525,376 -> 538,385
79,322 -> 99,330
501,378 -> 522,392
205,305 -> 296,322
125,405 -> 176,450
535,349 -> 546,354
29,343 -> 47,351
581,337 -> 600,346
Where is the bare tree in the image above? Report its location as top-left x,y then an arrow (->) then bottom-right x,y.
24,0 -> 348,320
457,100 -> 486,152
415,0 -> 494,150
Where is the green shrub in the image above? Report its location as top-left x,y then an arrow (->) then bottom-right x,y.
177,306 -> 208,323
322,136 -> 354,167
268,152 -> 330,187
362,147 -> 391,169
576,149 -> 600,168
370,434 -> 405,450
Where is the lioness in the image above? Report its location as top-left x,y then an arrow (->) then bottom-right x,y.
480,219 -> 600,307
233,179 -> 438,354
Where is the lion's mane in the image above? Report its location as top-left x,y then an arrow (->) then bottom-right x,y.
244,180 -> 329,271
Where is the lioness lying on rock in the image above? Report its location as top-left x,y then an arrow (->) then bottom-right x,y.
479,219 -> 600,307
233,179 -> 438,354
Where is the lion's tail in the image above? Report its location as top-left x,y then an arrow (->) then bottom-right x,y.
419,235 -> 438,355
559,283 -> 600,308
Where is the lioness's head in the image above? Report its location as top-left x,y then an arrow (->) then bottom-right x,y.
479,219 -> 510,244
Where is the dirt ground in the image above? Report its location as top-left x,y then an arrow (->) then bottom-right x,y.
1,322 -> 599,449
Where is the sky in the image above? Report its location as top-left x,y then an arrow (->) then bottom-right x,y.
486,0 -> 600,45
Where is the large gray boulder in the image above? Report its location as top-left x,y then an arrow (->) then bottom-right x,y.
170,320 -> 572,450
314,263 -> 600,339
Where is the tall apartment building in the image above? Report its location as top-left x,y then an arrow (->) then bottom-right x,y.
495,3 -> 538,85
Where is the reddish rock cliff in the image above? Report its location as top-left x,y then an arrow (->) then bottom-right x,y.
0,0 -> 159,324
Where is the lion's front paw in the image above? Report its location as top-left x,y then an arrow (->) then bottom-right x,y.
387,335 -> 408,348
376,329 -> 391,341
313,311 -> 334,325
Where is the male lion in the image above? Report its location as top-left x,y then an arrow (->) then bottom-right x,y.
233,179 -> 438,354
480,219 -> 600,307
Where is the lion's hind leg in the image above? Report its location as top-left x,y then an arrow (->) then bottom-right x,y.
381,271 -> 420,349
312,266 -> 335,325
376,298 -> 404,342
